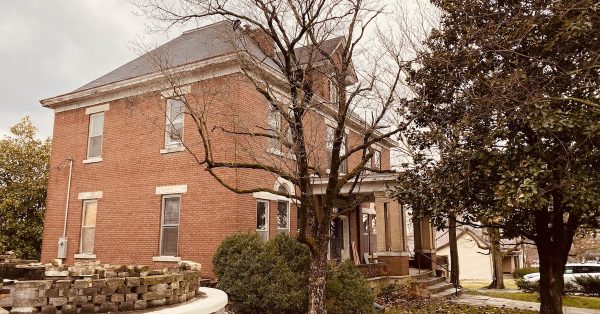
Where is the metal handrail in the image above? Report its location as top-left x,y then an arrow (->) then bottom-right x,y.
415,251 -> 461,296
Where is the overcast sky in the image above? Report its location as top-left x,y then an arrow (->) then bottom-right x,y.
0,0 -> 432,139
0,1 -> 183,138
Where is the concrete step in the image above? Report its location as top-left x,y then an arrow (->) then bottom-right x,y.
430,287 -> 462,300
410,271 -> 434,280
426,282 -> 454,294
414,276 -> 445,288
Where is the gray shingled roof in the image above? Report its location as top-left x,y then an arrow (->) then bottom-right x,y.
73,21 -> 345,94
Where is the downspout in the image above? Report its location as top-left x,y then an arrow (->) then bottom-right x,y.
63,158 -> 73,237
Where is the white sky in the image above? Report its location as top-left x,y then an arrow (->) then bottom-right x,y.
0,0 -> 434,139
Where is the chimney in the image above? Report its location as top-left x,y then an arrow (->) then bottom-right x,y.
243,25 -> 276,58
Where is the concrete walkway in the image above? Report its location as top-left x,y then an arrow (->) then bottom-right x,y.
454,294 -> 600,314
144,288 -> 228,314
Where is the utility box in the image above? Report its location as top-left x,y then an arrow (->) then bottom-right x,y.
57,237 -> 68,259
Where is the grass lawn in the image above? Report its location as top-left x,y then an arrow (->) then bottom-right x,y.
461,279 -> 518,290
386,301 -> 537,313
465,290 -> 600,310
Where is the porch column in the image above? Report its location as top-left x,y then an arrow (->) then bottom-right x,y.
413,217 -> 436,270
374,192 -> 409,276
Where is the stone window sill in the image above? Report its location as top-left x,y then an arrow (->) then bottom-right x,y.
74,254 -> 96,259
153,256 -> 181,262
83,157 -> 102,164
160,145 -> 185,154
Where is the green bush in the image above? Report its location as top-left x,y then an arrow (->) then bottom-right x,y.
326,260 -> 375,314
213,233 -> 374,314
574,275 -> 600,296
512,267 -> 540,279
512,267 -> 539,279
515,279 -> 540,293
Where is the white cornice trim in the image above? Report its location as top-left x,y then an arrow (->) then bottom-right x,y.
43,53 -> 239,109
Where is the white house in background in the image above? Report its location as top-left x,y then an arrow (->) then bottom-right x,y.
436,228 -> 525,281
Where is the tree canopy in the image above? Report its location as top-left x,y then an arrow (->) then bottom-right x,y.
0,117 -> 51,260
393,0 -> 599,313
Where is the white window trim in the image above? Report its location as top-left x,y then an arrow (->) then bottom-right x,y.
165,99 -> 185,147
155,185 -> 187,195
160,145 -> 186,154
83,157 -> 103,164
160,85 -> 191,98
87,112 -> 104,160
277,200 -> 291,233
74,254 -> 96,259
153,256 -> 181,262
85,104 -> 109,115
78,191 -> 103,200
79,199 -> 98,255
256,199 -> 270,240
159,194 -> 181,257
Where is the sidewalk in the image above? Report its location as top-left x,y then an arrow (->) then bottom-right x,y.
453,294 -> 600,314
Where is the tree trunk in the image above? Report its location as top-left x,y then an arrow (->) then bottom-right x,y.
538,248 -> 565,314
308,241 -> 328,314
487,227 -> 505,289
449,214 -> 460,287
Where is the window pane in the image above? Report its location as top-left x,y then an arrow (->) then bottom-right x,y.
326,127 -> 334,151
88,135 -> 102,158
81,227 -> 95,254
374,150 -> 381,170
169,100 -> 185,121
161,227 -> 178,256
167,122 -> 183,144
89,113 -> 104,137
83,201 -> 97,227
163,197 -> 180,225
278,201 -> 288,229
565,266 -> 574,274
256,201 -> 267,230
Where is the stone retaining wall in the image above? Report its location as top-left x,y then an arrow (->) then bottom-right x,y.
10,271 -> 201,314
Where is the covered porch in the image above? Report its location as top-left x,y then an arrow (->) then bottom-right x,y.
311,173 -> 438,278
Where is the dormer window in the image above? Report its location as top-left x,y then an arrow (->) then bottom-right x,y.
326,125 -> 347,174
329,78 -> 338,105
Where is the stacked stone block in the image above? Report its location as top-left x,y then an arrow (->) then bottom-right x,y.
9,269 -> 201,313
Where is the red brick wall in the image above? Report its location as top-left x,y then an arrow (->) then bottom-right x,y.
41,72 -> 393,278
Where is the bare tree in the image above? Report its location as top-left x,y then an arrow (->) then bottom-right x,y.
134,1 -> 409,312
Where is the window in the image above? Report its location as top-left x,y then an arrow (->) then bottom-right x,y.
166,99 -> 185,146
160,195 -> 180,256
80,200 -> 97,254
268,104 -> 282,153
329,79 -> 338,105
372,149 -> 381,170
277,201 -> 290,234
326,126 -> 347,173
256,200 -> 269,241
87,113 -> 104,159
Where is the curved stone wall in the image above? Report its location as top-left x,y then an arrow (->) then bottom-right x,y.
10,269 -> 201,313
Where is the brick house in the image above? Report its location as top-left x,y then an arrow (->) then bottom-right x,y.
39,21 -> 436,279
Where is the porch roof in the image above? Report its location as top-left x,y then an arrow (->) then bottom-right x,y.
310,173 -> 398,195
